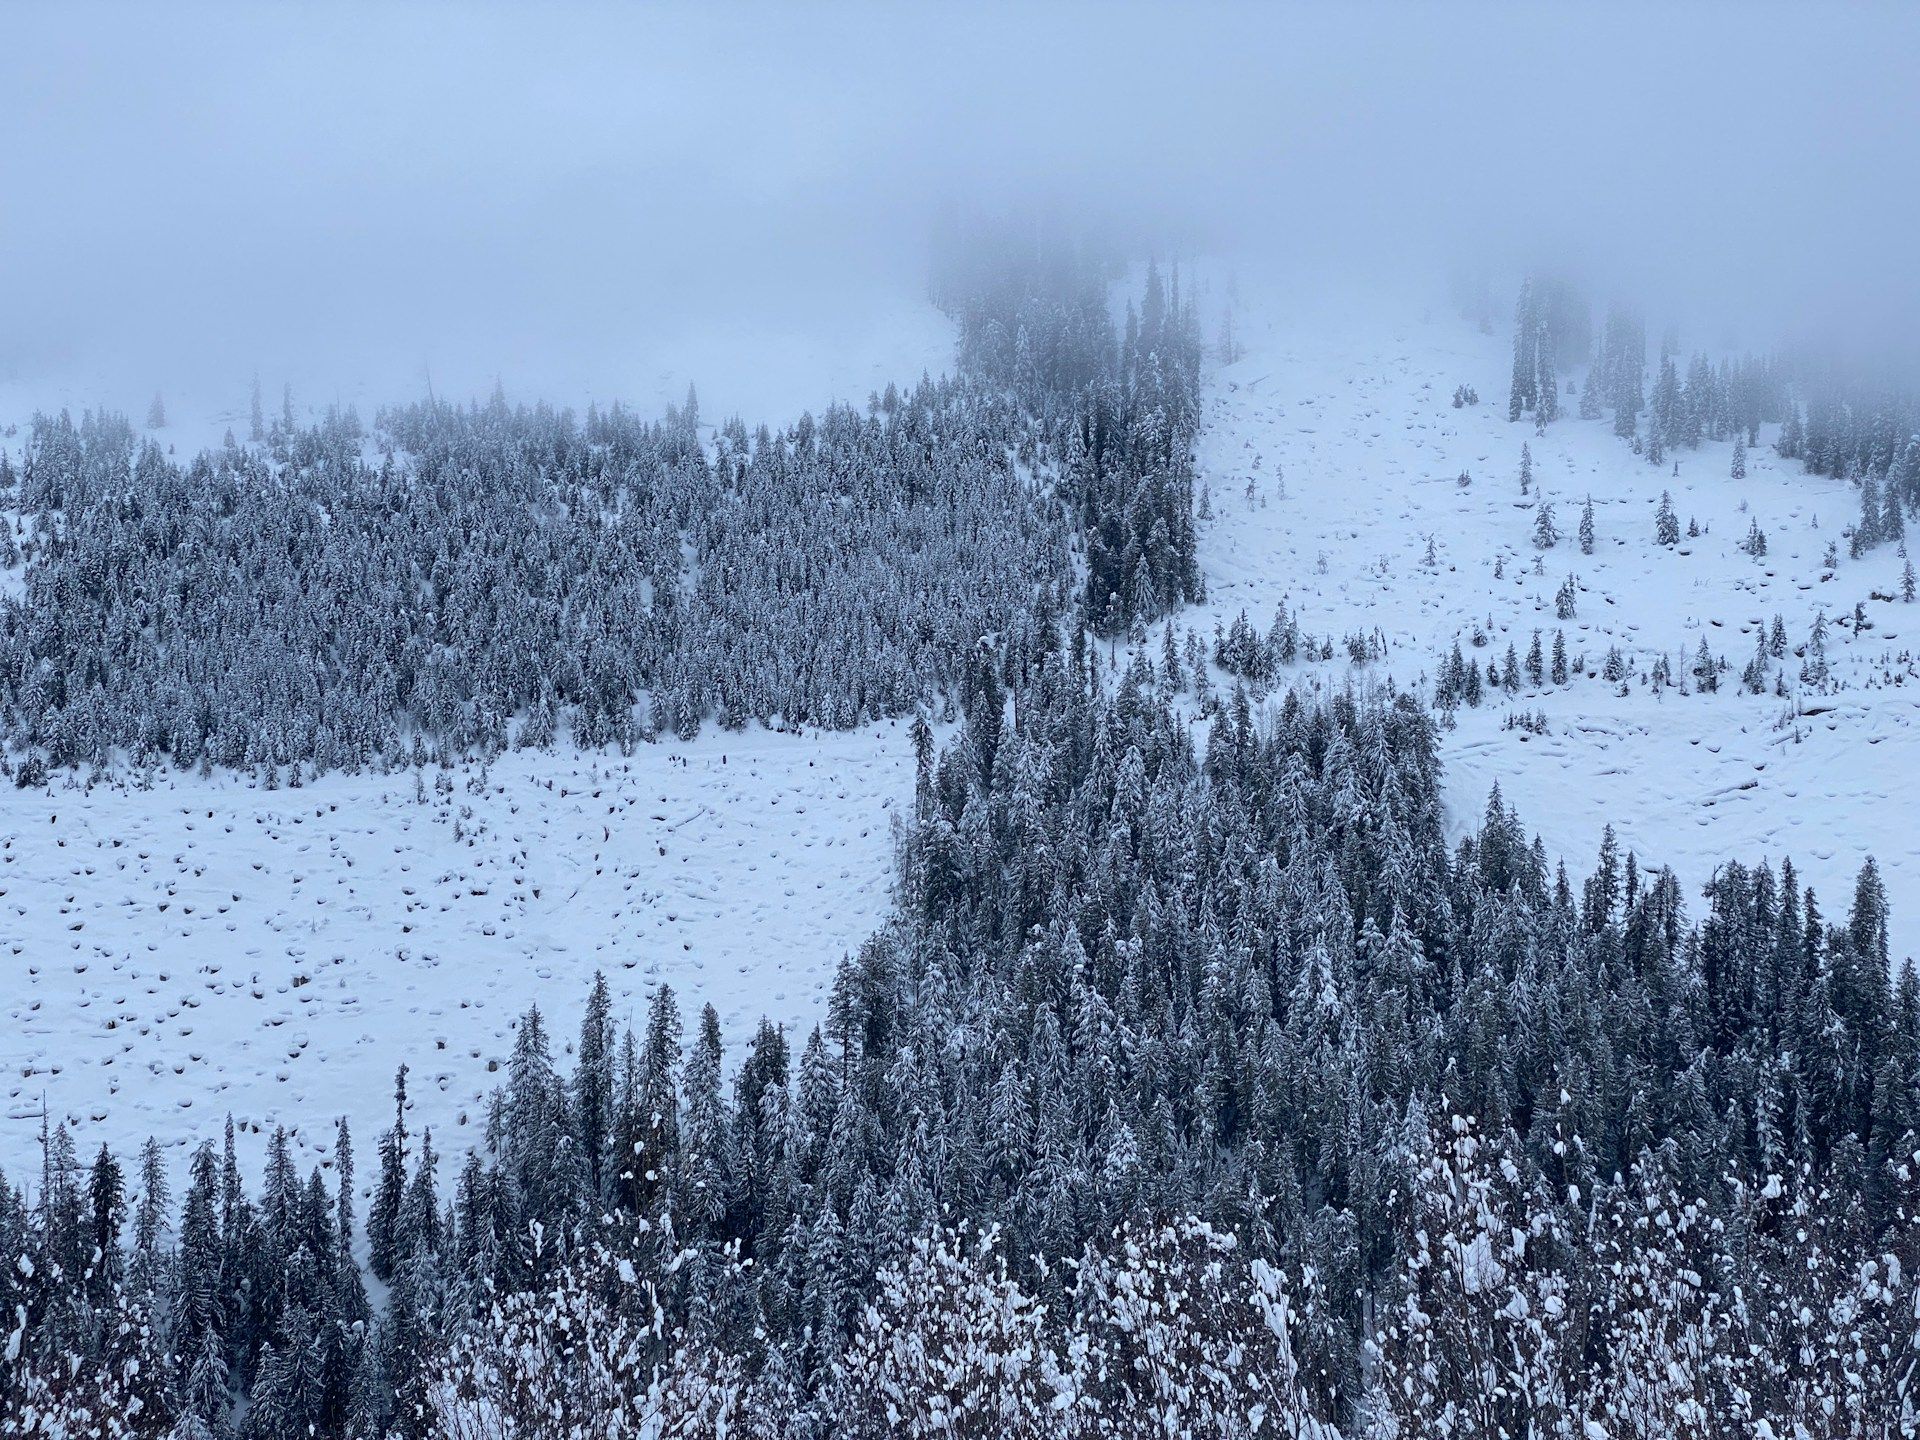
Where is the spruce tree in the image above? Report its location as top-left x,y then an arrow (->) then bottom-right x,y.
574,971 -> 615,1200
1656,490 -> 1679,546
368,1065 -> 409,1282
1532,500 -> 1557,549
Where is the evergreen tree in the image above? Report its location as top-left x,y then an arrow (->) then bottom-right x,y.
574,971 -> 616,1200
1531,499 -> 1558,549
368,1066 -> 409,1282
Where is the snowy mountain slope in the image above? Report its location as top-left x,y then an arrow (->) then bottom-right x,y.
1,724 -> 915,1174
5,265 -> 1912,1184
1189,271 -> 1918,959
0,295 -> 960,1176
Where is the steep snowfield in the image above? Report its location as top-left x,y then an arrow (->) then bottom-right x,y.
1,725 -> 914,1172
1192,273 -> 1918,960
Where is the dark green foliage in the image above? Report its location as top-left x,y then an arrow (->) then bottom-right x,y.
4,652 -> 1913,1434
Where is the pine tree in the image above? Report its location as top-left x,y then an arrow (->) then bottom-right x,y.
1778,404 -> 1804,459
1693,636 -> 1719,693
1509,278 -> 1538,421
574,971 -> 615,1200
175,1143 -> 229,1434
620,983 -> 683,1221
1656,490 -> 1679,546
1532,500 -> 1558,550
677,1004 -> 729,1246
1578,496 -> 1595,554
131,1136 -> 171,1297
1732,431 -> 1747,479
501,1002 -> 586,1241
1802,612 -> 1831,685
1535,329 -> 1559,425
1555,575 -> 1577,619
1854,471 -> 1884,556
368,1065 -> 409,1282
335,1115 -> 355,1256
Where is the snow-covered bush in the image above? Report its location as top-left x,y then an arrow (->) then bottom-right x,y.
424,1240 -> 751,1440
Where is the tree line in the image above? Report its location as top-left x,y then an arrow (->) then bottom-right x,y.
0,245 -> 1201,782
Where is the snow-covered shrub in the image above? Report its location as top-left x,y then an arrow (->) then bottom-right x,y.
424,1240 -> 749,1440
1064,1218 -> 1339,1440
830,1225 -> 1064,1440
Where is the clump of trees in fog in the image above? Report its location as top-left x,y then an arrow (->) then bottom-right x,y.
1504,271 -> 1920,561
0,244 -> 1201,781
939,232 -> 1206,635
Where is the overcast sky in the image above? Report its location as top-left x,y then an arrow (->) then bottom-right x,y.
5,1 -> 1917,426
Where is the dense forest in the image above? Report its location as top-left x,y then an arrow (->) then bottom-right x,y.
0,242 -> 1200,779
4,650 -> 1916,1435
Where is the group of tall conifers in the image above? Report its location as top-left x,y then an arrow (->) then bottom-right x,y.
1509,271 -> 1920,561
1509,273 -> 1793,458
6,641 -> 1916,1434
0,240 -> 1199,784
942,234 -> 1206,636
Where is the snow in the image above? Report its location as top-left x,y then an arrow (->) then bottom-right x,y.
5,261 -> 1914,1184
1191,269 -> 1918,962
0,724 -> 915,1174
0,288 -> 953,1178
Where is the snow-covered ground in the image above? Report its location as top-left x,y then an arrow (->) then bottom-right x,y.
1,725 -> 914,1173
1192,271 -> 1918,960
0,291 -> 955,1177
5,266 -> 1914,1181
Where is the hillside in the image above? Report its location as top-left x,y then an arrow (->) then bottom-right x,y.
1191,272 -> 1918,958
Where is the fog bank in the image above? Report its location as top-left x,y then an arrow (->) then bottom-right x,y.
5,0 -> 1917,428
